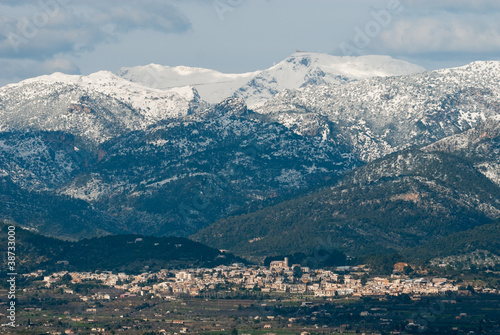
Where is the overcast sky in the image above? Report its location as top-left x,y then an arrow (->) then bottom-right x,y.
1,0 -> 500,86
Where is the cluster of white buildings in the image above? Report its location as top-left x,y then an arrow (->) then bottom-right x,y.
31,259 -> 500,300
314,276 -> 459,297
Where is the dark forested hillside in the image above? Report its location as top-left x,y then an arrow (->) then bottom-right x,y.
403,220 -> 500,262
192,148 -> 500,260
0,222 -> 242,273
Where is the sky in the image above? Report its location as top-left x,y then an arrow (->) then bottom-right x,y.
1,0 -> 500,86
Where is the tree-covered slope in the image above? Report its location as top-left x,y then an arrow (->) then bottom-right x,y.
192,147 -> 500,259
0,175 -> 123,239
403,220 -> 500,262
0,222 -> 242,273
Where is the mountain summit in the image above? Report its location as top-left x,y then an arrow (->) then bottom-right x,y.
118,52 -> 425,107
0,71 -> 202,144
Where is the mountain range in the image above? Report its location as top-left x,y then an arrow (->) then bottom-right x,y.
118,52 -> 425,107
0,52 -> 498,265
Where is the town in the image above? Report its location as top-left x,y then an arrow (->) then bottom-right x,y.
38,258 -> 489,300
2,258 -> 499,334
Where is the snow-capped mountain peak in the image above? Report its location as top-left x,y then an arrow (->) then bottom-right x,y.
254,59 -> 500,162
268,52 -> 425,79
234,52 -> 426,107
0,70 -> 203,144
117,64 -> 259,104
118,52 -> 426,108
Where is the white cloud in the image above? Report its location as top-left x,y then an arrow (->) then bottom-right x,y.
0,57 -> 80,86
1,0 -> 499,85
41,57 -> 80,73
0,0 -> 191,60
376,15 -> 500,54
405,0 -> 500,13
0,0 -> 192,85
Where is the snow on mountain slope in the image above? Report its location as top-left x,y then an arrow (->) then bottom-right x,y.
0,131 -> 92,191
423,115 -> 500,186
234,53 -> 426,107
256,61 -> 500,162
118,64 -> 258,105
54,97 -> 357,236
118,53 -> 425,108
0,71 -> 202,144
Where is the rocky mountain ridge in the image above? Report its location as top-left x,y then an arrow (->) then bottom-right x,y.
257,61 -> 500,162
118,52 -> 425,107
0,71 -> 203,145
